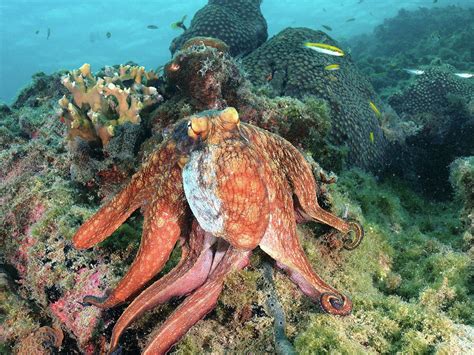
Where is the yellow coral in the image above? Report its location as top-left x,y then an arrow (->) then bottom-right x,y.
59,63 -> 161,146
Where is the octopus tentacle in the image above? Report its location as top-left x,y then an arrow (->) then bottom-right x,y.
83,164 -> 187,308
259,166 -> 352,316
73,140 -> 179,249
142,245 -> 251,355
108,222 -> 214,353
240,123 -> 363,244
342,220 -> 364,250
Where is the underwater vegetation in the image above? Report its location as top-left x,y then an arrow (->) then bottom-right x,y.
349,5 -> 473,199
351,5 -> 474,98
0,0 -> 473,353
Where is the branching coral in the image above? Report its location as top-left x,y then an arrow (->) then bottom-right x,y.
59,63 -> 162,146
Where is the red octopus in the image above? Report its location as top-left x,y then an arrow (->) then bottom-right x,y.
72,107 -> 363,354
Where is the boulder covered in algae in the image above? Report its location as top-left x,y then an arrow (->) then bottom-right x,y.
242,27 -> 391,172
350,6 -> 474,97
170,0 -> 267,57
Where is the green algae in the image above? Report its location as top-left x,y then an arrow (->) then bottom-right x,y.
293,169 -> 472,354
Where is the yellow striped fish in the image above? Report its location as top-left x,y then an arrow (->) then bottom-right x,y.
303,42 -> 345,56
324,64 -> 340,71
369,131 -> 374,143
369,101 -> 382,118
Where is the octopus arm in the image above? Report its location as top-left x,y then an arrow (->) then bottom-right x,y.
108,222 -> 214,353
241,124 -> 363,245
259,173 -> 352,316
142,246 -> 251,355
82,164 -> 189,308
72,141 -> 178,249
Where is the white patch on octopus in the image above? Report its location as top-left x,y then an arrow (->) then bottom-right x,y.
183,146 -> 224,235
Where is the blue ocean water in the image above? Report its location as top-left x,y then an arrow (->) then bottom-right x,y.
0,0 -> 471,104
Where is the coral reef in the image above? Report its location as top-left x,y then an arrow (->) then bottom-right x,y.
1,7 -> 473,351
387,66 -> 474,198
351,6 -> 474,97
59,63 -> 161,147
349,6 -> 473,198
0,91 -> 128,353
170,0 -> 267,57
1,67 -> 473,352
389,66 -> 474,115
242,27 -> 390,171
57,63 -> 163,196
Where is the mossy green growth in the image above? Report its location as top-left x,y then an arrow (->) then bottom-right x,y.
450,156 -> 474,218
294,169 -> 473,354
248,94 -> 347,171
98,215 -> 143,251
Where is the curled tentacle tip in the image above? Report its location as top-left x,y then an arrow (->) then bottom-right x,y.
77,300 -> 92,307
343,220 -> 364,251
320,292 -> 352,316
82,295 -> 109,308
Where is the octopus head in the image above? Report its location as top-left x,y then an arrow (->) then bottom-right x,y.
172,107 -> 244,161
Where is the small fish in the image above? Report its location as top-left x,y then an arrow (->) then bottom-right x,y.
324,64 -> 340,71
106,32 -> 111,39
358,0 -> 364,3
147,25 -> 158,29
454,73 -> 473,79
35,30 -> 39,35
303,42 -> 345,56
369,101 -> 382,118
346,18 -> 356,22
323,8 -> 327,12
433,0 -> 438,3
47,28 -> 51,40
171,15 -> 187,31
322,25 -> 332,31
369,131 -> 374,143
404,68 -> 425,75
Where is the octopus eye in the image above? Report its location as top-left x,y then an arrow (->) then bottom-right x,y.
219,107 -> 240,131
188,116 -> 209,140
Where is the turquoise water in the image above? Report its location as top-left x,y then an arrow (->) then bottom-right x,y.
0,0 -> 471,103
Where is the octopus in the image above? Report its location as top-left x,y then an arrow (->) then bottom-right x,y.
72,107 -> 364,354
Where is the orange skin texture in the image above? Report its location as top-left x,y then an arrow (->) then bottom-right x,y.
71,107 -> 363,354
